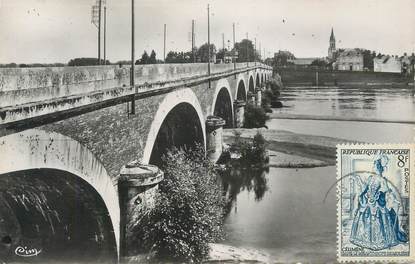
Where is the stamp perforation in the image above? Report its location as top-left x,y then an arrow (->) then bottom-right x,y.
336,143 -> 415,262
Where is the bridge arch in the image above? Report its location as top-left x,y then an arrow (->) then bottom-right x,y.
212,79 -> 234,128
142,88 -> 206,166
0,129 -> 119,262
248,75 -> 255,93
256,73 -> 260,88
235,76 -> 247,101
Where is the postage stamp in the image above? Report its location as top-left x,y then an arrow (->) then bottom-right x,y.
337,144 -> 415,262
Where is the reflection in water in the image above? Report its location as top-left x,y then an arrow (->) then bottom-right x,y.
220,163 -> 269,216
224,167 -> 337,263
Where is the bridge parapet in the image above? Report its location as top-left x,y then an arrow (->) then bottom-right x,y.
0,63 -> 271,135
0,63 -> 271,108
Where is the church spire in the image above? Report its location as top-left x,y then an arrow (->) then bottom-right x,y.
330,27 -> 335,41
328,27 -> 336,59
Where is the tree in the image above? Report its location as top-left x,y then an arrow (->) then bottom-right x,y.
234,39 -> 258,62
362,49 -> 374,70
149,50 -> 157,64
272,50 -> 295,67
243,103 -> 269,128
138,146 -> 224,262
197,43 -> 216,63
310,59 -> 328,68
68,57 -> 110,66
136,51 -> 150,65
216,49 -> 226,62
165,51 -> 185,63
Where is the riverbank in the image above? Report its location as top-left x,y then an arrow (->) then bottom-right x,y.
223,128 -> 353,168
269,113 -> 415,124
207,243 -> 270,263
121,243 -> 270,263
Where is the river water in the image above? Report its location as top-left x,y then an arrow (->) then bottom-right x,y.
223,86 -> 415,263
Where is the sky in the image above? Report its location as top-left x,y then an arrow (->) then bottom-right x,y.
0,0 -> 414,64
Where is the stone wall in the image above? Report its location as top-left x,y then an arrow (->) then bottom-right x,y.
278,68 -> 411,86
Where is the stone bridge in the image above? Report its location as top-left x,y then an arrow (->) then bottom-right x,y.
0,63 -> 272,262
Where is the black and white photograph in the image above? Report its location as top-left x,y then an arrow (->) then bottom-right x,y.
0,0 -> 414,263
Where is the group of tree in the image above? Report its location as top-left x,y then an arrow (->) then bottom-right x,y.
161,38 -> 261,64
0,62 -> 66,68
165,51 -> 193,63
68,58 -> 110,66
164,43 -> 216,63
264,50 -> 295,68
310,59 -> 329,68
233,39 -> 261,63
135,50 -> 162,64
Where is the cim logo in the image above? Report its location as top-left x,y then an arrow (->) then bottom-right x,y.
14,246 -> 42,257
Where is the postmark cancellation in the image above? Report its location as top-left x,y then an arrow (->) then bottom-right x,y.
337,144 -> 415,262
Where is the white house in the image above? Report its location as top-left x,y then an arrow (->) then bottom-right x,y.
373,56 -> 401,73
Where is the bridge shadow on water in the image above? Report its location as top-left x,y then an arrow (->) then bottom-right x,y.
0,169 -> 117,264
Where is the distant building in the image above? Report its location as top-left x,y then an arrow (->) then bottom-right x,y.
335,49 -> 364,71
287,57 -> 320,67
328,29 -> 363,71
328,28 -> 336,60
373,56 -> 401,73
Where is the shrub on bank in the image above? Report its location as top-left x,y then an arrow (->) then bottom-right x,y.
243,103 -> 269,128
263,78 -> 284,109
140,146 -> 224,263
230,130 -> 269,166
261,89 -> 274,112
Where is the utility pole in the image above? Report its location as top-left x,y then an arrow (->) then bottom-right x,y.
104,6 -> 106,65
254,37 -> 257,66
130,0 -> 135,114
163,24 -> 166,63
192,19 -> 195,63
233,23 -> 236,71
98,0 -> 102,65
246,32 -> 249,67
259,42 -> 261,62
207,4 -> 211,77
222,33 -> 225,51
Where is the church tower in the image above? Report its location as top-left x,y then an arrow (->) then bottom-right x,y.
328,27 -> 336,60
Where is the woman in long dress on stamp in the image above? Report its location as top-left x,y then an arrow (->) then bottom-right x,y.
350,158 -> 408,250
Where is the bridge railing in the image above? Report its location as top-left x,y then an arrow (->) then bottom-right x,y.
0,63 -> 271,108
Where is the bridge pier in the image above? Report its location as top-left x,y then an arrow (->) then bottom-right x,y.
118,161 -> 164,256
206,116 -> 226,163
247,91 -> 256,105
233,100 -> 246,128
256,88 -> 263,107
